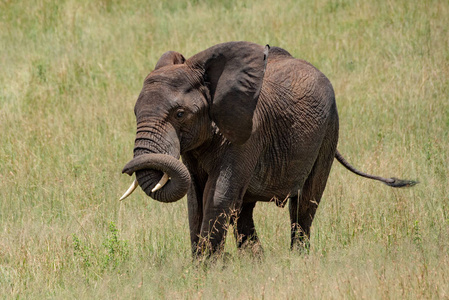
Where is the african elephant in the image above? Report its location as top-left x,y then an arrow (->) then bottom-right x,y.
120,41 -> 416,256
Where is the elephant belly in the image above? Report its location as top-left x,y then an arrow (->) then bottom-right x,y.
245,151 -> 315,202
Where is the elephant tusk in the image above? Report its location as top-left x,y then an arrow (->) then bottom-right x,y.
119,179 -> 139,201
151,173 -> 170,192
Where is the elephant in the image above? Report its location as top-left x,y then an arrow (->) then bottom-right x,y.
120,41 -> 417,257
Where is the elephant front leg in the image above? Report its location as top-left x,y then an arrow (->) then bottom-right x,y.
184,162 -> 207,257
196,208 -> 232,256
194,146 -> 259,258
232,202 -> 263,256
187,187 -> 203,257
195,175 -> 247,257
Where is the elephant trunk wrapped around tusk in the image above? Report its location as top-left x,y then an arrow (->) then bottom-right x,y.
151,173 -> 169,192
119,179 -> 139,201
121,153 -> 191,203
119,172 -> 169,201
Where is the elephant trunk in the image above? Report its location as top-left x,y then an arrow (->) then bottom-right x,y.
121,153 -> 191,203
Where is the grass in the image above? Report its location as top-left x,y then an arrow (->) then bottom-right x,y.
1,0 -> 448,298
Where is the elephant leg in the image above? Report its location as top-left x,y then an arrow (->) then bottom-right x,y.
194,147 -> 260,257
196,179 -> 236,257
232,202 -> 263,255
197,208 -> 232,256
187,182 -> 203,257
196,171 -> 253,256
183,156 -> 208,258
289,193 -> 314,252
290,132 -> 337,252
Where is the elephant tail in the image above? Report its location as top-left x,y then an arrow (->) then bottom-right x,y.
334,150 -> 418,188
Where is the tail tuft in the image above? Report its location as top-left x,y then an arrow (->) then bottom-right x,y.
335,150 -> 418,188
384,178 -> 419,188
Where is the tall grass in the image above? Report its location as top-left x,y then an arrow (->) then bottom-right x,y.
1,0 -> 448,298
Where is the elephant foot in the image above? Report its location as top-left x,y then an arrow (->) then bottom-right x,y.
238,240 -> 265,260
291,236 -> 310,255
193,251 -> 232,269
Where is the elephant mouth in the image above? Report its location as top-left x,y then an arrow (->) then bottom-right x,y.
121,153 -> 191,203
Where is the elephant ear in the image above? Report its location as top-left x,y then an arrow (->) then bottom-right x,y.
154,51 -> 186,69
187,42 -> 269,144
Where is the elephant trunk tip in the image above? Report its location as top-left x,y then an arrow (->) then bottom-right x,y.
384,177 -> 419,188
122,167 -> 133,176
121,158 -> 141,176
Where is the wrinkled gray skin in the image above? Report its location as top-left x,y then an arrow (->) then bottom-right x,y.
122,42 -> 417,257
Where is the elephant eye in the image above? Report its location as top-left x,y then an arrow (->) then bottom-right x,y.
176,110 -> 185,119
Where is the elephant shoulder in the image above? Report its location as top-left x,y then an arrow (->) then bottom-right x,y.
263,54 -> 335,107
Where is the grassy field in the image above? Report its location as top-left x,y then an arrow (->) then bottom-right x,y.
1,0 -> 448,298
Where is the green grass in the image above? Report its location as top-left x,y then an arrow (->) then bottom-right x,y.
1,0 -> 448,298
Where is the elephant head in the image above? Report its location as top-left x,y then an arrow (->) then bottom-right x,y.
121,42 -> 269,202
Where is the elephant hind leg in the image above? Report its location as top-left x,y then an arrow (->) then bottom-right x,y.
289,133 -> 337,251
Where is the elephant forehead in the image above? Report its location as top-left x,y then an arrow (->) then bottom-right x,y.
136,80 -> 204,114
135,87 -> 184,117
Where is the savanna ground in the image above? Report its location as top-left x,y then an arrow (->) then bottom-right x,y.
1,0 -> 448,298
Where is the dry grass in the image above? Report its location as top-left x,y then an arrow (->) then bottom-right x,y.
1,0 -> 448,298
